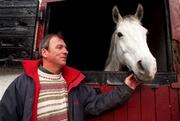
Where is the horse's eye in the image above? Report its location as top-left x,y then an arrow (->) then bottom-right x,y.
117,32 -> 123,37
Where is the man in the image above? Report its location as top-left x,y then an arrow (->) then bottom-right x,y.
0,33 -> 139,121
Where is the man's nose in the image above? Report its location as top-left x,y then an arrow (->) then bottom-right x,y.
64,48 -> 68,54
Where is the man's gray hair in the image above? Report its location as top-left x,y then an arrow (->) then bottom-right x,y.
38,32 -> 64,58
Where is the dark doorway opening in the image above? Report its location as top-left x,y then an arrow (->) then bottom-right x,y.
45,0 -> 172,72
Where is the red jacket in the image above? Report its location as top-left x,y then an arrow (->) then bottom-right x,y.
22,60 -> 85,121
0,60 -> 133,121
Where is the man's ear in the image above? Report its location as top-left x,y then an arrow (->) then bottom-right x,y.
41,48 -> 48,58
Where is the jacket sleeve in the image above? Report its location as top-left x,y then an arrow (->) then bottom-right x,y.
79,83 -> 134,115
0,73 -> 34,121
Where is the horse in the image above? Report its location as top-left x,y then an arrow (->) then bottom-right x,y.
104,4 -> 157,81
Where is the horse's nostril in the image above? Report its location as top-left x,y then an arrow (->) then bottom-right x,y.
137,60 -> 145,71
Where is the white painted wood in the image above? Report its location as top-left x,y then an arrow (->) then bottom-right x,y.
0,67 -> 23,99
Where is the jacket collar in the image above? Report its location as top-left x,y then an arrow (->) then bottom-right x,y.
22,60 -> 85,92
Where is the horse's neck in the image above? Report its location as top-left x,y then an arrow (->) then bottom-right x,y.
105,33 -> 116,65
104,57 -> 123,71
104,33 -> 123,71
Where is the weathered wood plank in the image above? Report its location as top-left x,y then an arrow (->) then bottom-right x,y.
100,111 -> 114,121
0,37 -> 33,48
114,103 -> 128,121
0,36 -> 34,61
0,1 -> 37,8
0,0 -> 37,64
0,17 -> 36,27
0,26 -> 35,36
169,0 -> 180,89
0,8 -> 37,17
171,40 -> 180,89
85,116 -> 100,121
169,87 -> 180,121
169,0 -> 180,42
84,85 -> 180,121
0,36 -> 33,42
172,40 -> 180,73
0,48 -> 32,61
127,87 -> 141,121
155,87 -> 171,121
141,86 -> 156,121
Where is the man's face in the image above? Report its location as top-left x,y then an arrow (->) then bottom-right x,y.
43,36 -> 68,67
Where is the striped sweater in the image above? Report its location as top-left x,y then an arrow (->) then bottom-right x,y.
37,68 -> 68,121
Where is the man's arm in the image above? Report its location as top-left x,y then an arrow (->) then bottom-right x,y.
79,74 -> 139,116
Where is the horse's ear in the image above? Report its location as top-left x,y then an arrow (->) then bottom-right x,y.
135,3 -> 144,21
112,6 -> 122,24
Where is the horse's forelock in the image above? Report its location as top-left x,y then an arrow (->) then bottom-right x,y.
118,15 -> 141,25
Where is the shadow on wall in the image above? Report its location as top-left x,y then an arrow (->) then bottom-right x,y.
0,67 -> 23,99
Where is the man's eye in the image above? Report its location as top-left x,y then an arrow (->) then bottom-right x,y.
57,46 -> 63,49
